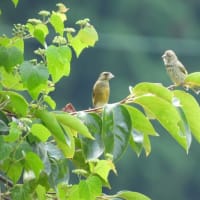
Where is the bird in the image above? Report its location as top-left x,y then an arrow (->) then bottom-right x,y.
92,72 -> 114,108
162,49 -> 188,87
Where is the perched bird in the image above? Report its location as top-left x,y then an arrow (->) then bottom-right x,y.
92,72 -> 114,108
162,50 -> 188,86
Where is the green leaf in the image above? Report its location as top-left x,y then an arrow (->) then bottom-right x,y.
114,190 -> 151,200
31,123 -> 51,142
68,25 -> 98,57
35,185 -> 46,200
132,82 -> 173,102
26,23 -> 48,45
7,161 -> 23,183
34,24 -> 49,45
123,105 -> 158,156
44,95 -> 56,109
0,46 -> 23,71
0,136 -> 13,160
25,152 -> 44,179
102,104 -> 132,160
0,119 -> 9,132
46,45 -> 72,83
49,158 -> 69,186
4,121 -> 22,142
20,61 -> 49,99
134,95 -> 188,151
55,112 -> 94,140
77,113 -> 104,160
78,176 -> 102,200
11,184 -> 32,200
35,109 -> 72,158
0,68 -> 24,90
50,11 -> 65,35
173,90 -> 200,143
0,91 -> 28,116
11,0 -> 19,7
78,25 -> 98,46
185,72 -> 200,87
92,160 -> 116,186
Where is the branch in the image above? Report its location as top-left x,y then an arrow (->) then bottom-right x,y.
0,174 -> 13,187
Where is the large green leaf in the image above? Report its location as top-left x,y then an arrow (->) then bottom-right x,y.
134,95 -> 188,151
46,45 -> 72,82
173,90 -> 200,143
132,82 -> 173,102
77,112 -> 104,160
20,61 -> 49,99
11,184 -> 32,200
102,104 -> 132,160
0,91 -> 28,116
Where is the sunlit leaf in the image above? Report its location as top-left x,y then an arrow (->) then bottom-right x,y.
25,152 -> 44,179
185,72 -> 200,87
174,90 -> 200,143
31,123 -> 51,142
46,45 -> 72,82
11,0 -> 19,7
0,91 -> 28,116
134,95 -> 188,151
55,112 -> 94,140
92,160 -> 116,186
132,82 -> 173,102
50,11 -> 65,35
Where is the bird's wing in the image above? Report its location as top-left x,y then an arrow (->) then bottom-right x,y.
178,61 -> 188,75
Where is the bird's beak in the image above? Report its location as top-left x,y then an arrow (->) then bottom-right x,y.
162,54 -> 166,59
109,73 -> 115,79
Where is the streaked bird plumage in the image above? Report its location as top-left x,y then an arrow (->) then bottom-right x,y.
162,50 -> 188,86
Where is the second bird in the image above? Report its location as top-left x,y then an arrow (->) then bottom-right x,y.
92,72 -> 114,108
162,50 -> 188,86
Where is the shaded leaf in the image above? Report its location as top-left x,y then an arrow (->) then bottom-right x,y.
102,104 -> 132,160
0,46 -> 23,71
20,61 -> 49,99
77,112 -> 104,160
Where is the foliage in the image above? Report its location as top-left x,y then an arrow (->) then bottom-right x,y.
1,1 -> 200,200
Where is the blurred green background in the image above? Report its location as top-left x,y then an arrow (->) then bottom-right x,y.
1,0 -> 200,199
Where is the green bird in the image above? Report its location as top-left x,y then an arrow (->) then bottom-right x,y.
92,72 -> 114,108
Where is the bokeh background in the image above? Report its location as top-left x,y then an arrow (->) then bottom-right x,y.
1,1 -> 200,199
